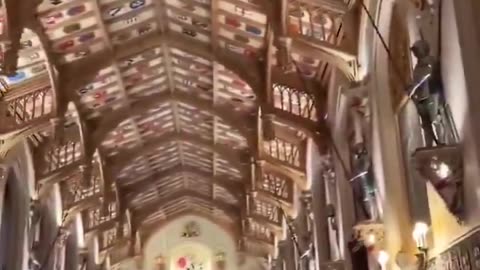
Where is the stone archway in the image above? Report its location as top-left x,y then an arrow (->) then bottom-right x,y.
143,215 -> 238,270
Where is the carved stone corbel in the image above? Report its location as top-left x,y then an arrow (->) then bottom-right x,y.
413,144 -> 464,220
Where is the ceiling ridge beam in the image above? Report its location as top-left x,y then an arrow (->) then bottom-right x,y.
133,190 -> 239,223
91,91 -> 256,147
108,131 -> 250,174
121,164 -> 244,200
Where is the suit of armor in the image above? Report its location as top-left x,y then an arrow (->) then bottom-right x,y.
351,144 -> 378,221
408,40 -> 443,147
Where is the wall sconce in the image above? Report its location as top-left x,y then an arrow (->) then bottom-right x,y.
412,222 -> 429,269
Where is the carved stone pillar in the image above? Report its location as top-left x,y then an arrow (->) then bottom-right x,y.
54,227 -> 71,270
308,141 -> 332,266
372,0 -> 417,267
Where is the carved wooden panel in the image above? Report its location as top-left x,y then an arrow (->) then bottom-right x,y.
250,198 -> 282,226
217,0 -> 267,58
99,227 -> 118,250
257,171 -> 293,202
427,230 -> 480,270
264,137 -> 303,168
245,219 -> 274,244
84,202 -> 118,230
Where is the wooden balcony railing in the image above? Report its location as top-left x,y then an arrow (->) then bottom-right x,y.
273,83 -> 317,121
264,137 -> 304,169
60,168 -> 102,210
0,84 -> 52,135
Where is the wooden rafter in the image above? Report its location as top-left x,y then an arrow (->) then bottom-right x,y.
0,0 -> 359,262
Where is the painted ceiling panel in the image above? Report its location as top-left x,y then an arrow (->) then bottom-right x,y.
0,0 -> 338,258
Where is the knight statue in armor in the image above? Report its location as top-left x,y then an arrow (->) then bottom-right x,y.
407,40 -> 448,147
350,143 -> 379,222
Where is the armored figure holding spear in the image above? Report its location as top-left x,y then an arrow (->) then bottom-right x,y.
351,143 -> 378,221
406,40 -> 444,147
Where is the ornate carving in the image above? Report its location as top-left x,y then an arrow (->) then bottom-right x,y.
181,221 -> 200,238
427,230 -> 480,270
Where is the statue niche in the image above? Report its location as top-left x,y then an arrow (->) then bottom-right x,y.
407,40 -> 464,220
348,97 -> 381,223
406,40 -> 459,147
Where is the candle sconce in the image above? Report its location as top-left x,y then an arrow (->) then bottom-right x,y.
412,222 -> 429,270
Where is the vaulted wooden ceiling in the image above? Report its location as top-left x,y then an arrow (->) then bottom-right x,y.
0,0 -> 358,266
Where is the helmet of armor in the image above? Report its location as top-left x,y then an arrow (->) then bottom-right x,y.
410,40 -> 430,58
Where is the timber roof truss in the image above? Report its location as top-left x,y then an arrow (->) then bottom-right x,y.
0,0 -> 359,265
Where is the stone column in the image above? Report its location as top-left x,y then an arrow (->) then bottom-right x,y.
53,227 -> 71,270
449,0 -> 480,221
279,238 -> 296,270
371,0 -> 417,268
307,139 -> 331,267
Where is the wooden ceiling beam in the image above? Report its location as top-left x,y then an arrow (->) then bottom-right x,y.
1,0 -> 40,75
121,164 -> 245,200
133,190 -> 239,224
108,131 -> 250,174
90,91 -> 256,148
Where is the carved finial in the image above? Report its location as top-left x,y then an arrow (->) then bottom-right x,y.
50,117 -> 65,143
79,163 -> 92,188
276,36 -> 295,73
262,114 -> 276,141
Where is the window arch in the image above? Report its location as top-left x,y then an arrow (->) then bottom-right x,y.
169,242 -> 212,270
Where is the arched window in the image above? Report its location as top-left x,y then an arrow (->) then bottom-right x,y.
169,243 -> 212,270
